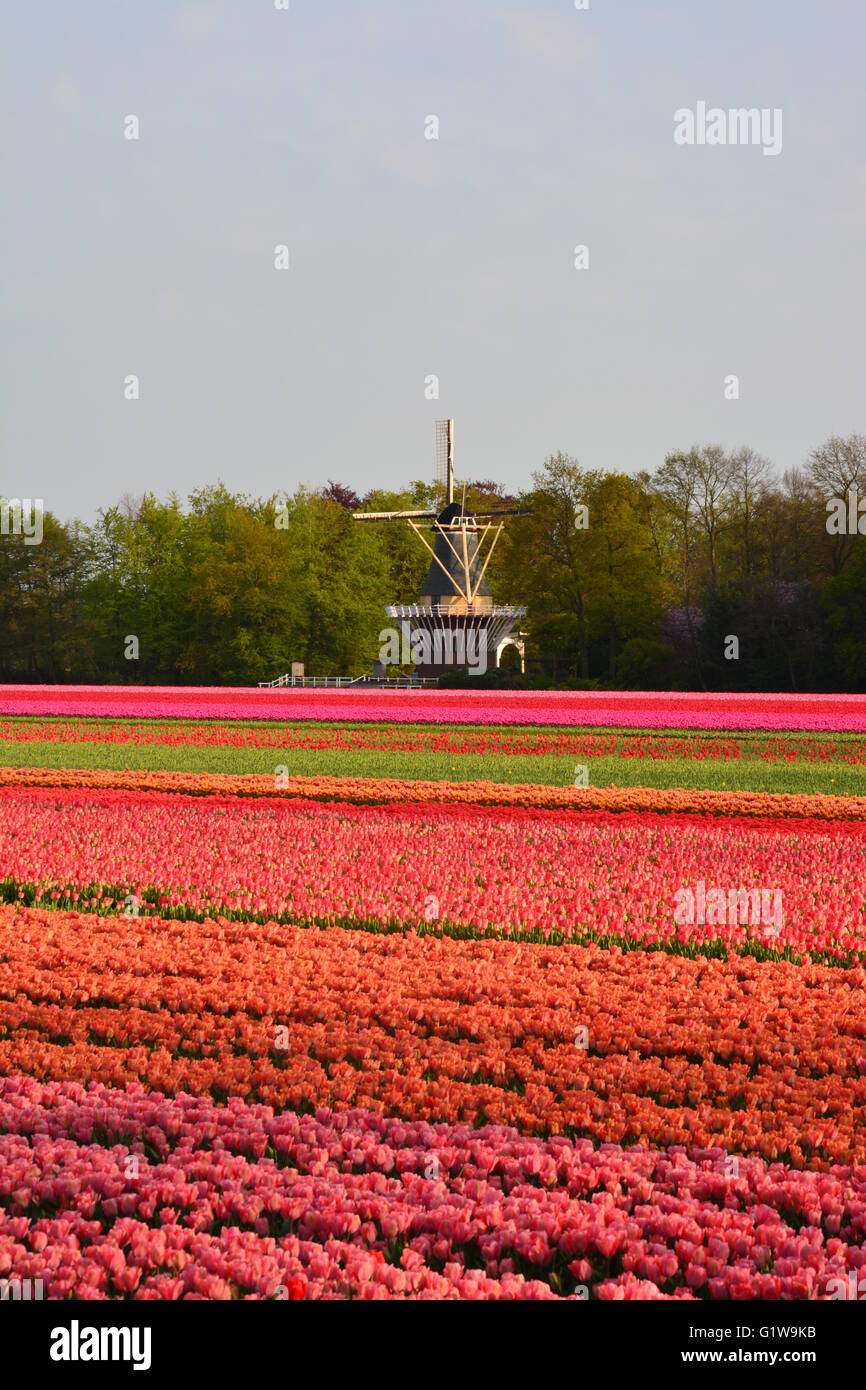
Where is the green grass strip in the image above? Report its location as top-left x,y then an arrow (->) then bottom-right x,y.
2,736 -> 866,796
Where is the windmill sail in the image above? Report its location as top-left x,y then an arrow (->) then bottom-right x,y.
433,419 -> 454,507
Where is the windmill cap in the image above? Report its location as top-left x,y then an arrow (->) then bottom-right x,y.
436,502 -> 465,525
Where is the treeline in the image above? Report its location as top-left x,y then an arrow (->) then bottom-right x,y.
498,433 -> 866,691
2,432 -> 865,690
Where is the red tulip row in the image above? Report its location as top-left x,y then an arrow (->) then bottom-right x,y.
2,906 -> 864,1166
2,786 -> 865,959
3,718 -> 864,764
3,1075 -> 866,1300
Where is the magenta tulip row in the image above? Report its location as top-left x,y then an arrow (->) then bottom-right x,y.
1,684 -> 865,730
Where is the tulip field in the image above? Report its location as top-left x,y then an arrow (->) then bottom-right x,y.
3,715 -> 866,795
1,688 -> 865,1301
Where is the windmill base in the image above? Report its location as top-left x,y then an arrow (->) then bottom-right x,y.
382,605 -> 527,680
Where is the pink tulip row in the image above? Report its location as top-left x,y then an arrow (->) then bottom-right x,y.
3,787 -> 866,957
1,685 -> 865,730
3,1075 -> 866,1300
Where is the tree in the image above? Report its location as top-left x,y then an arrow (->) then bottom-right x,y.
808,433 -> 866,575
320,481 -> 360,511
822,539 -> 866,688
500,453 -> 595,677
579,473 -> 664,679
651,450 -> 707,687
726,447 -> 772,581
500,458 -> 662,680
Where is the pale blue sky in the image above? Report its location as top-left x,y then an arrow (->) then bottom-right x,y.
2,0 -> 864,520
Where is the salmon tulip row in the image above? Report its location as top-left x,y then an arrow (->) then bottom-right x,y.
2,1076 -> 866,1300
3,719 -> 864,764
2,685 -> 866,730
2,906 -> 864,1166
1,788 -> 865,958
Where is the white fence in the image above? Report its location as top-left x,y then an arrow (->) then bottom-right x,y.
258,673 -> 438,689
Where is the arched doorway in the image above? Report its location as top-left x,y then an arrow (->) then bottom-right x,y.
495,635 -> 525,674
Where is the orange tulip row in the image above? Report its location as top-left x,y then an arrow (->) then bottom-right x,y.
2,763 -> 865,821
2,905 -> 864,1168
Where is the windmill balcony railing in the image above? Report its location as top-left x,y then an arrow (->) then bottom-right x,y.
386,603 -> 528,619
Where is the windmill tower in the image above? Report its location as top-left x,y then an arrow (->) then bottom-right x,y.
353,420 -> 528,678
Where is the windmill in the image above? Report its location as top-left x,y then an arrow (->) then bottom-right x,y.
352,420 -> 529,677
